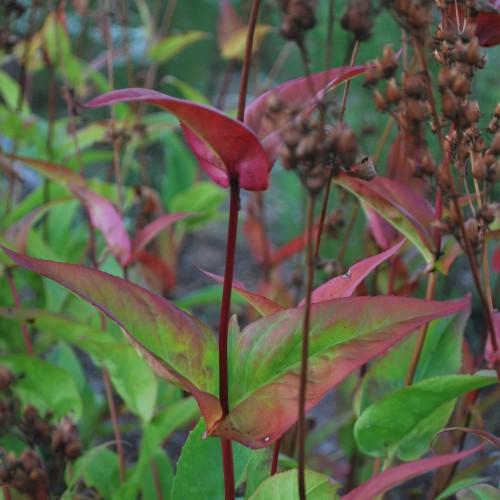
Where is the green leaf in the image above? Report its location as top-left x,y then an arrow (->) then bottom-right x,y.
169,182 -> 225,230
66,447 -> 120,498
244,449 -> 271,499
138,449 -> 174,500
356,307 -> 470,415
149,31 -> 209,62
117,397 -> 199,500
354,374 -> 497,458
436,477 -> 492,500
0,70 -> 30,114
0,309 -> 158,423
456,484 -> 500,500
171,419 -> 252,500
2,355 -> 82,420
248,469 -> 339,500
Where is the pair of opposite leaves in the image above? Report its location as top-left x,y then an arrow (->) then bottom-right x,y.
4,67 -> 468,448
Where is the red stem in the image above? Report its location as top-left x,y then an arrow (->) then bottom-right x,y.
270,438 -> 281,475
218,181 -> 240,499
6,269 -> 34,355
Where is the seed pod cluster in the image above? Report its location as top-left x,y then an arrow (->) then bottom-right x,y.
341,0 -> 374,41
386,0 -> 433,40
364,45 -> 399,87
0,450 -> 48,496
278,0 -> 316,42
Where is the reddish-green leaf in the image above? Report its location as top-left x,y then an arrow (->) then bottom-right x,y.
1,247 -> 222,430
209,295 -> 469,448
86,89 -> 271,191
131,212 -> 192,259
71,185 -> 132,267
342,445 -> 483,500
3,153 -> 85,186
201,270 -> 283,316
334,174 -> 436,266
301,239 -> 405,305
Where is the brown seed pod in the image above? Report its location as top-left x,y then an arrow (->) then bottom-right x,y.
403,73 -> 427,99
386,78 -> 402,103
406,98 -> 427,122
472,155 -> 488,180
489,132 -> 500,155
373,89 -> 388,111
441,89 -> 459,120
462,100 -> 481,126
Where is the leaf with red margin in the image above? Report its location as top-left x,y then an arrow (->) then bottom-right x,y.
71,185 -> 132,267
485,311 -> 500,368
300,239 -> 405,305
1,247 -> 222,430
2,153 -> 86,186
131,212 -> 192,259
334,174 -> 436,266
245,66 -> 367,138
209,295 -> 469,448
86,89 -> 270,191
201,270 -> 283,317
342,445 -> 483,500
245,66 -> 367,163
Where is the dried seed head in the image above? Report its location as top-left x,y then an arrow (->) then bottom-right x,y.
472,155 -> 488,180
305,164 -> 328,195
489,132 -> 500,155
403,73 -> 428,99
348,156 -> 377,180
341,1 -> 373,41
406,98 -> 427,122
373,89 -> 388,111
462,100 -> 481,126
386,78 -> 402,103
441,89 -> 459,120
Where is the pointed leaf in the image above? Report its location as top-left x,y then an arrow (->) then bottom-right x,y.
86,89 -> 271,190
149,31 -> 209,63
135,251 -> 176,294
70,185 -> 132,267
210,295 -> 469,448
302,239 -> 405,305
249,469 -> 340,500
1,247 -> 222,429
131,212 -> 192,258
202,270 -> 283,316
354,374 -> 496,458
245,66 -> 367,139
334,174 -> 436,265
342,445 -> 483,500
3,153 -> 85,186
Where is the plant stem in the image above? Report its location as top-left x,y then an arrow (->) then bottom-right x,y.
6,268 -> 34,355
270,438 -> 281,475
237,0 -> 262,121
102,366 -> 126,483
298,195 -> 316,500
404,271 -> 437,385
315,40 -> 360,258
218,181 -> 240,500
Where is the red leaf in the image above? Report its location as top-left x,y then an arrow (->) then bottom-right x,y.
485,311 -> 500,368
131,212 -> 192,258
86,89 -> 270,191
243,201 -> 275,265
493,244 -> 500,272
270,224 -> 320,267
301,239 -> 405,305
245,66 -> 367,138
476,11 -> 500,47
71,185 -> 132,267
135,250 -> 176,294
201,270 -> 283,316
342,445 -> 483,500
245,66 -> 367,163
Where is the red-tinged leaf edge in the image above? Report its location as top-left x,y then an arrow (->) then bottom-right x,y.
209,295 -> 470,448
245,66 -> 367,138
342,445 -> 483,500
86,89 -> 271,191
201,269 -> 283,316
130,212 -> 192,262
135,250 -> 176,294
2,153 -> 86,186
300,239 -> 406,305
432,427 -> 500,449
1,246 -> 222,429
70,185 -> 132,267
